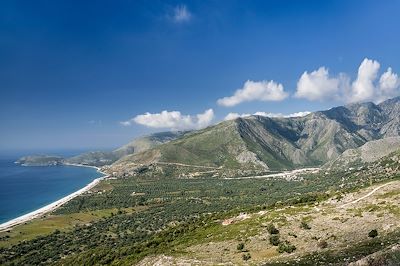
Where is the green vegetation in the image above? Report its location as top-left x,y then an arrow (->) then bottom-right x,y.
1,151 -> 400,265
317,240 -> 328,249
277,241 -> 296,253
269,235 -> 280,246
242,253 -> 251,261
266,223 -> 279,234
300,220 -> 311,230
369,229 -> 378,238
16,155 -> 63,166
267,229 -> 400,265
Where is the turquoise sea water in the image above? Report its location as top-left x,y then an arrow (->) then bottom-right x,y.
0,155 -> 103,224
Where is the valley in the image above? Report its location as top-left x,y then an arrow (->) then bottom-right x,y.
2,98 -> 400,265
1,147 -> 400,265
3,2 -> 400,265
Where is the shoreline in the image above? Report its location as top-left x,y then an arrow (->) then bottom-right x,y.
0,164 -> 109,232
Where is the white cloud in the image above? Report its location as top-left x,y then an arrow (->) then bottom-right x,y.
286,111 -> 312,117
120,121 -> 131,126
224,113 -> 251,120
350,58 -> 380,103
295,67 -> 341,101
224,111 -> 311,121
295,58 -> 400,104
121,109 -> 214,130
196,109 -> 215,128
254,111 -> 311,118
217,80 -> 288,107
171,5 -> 192,23
378,67 -> 400,102
254,112 -> 285,118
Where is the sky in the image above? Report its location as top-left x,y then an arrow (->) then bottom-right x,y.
1,0 -> 400,152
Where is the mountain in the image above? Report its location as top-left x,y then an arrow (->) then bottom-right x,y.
324,136 -> 400,169
64,151 -> 119,166
108,97 -> 400,177
16,155 -> 63,166
17,132 -> 186,167
113,131 -> 187,158
64,131 -> 187,166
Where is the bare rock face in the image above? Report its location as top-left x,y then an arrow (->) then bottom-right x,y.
324,137 -> 400,169
236,150 -> 269,170
360,137 -> 400,162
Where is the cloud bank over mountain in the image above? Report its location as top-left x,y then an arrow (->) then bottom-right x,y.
121,109 -> 214,130
295,58 -> 400,103
224,111 -> 311,121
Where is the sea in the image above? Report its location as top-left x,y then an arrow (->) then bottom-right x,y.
0,150 -> 104,224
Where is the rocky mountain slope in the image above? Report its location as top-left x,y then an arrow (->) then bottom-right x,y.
109,97 -> 400,176
324,137 -> 400,169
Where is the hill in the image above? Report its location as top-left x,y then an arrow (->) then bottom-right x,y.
17,132 -> 186,168
15,155 -> 63,166
108,97 -> 400,177
324,137 -> 400,169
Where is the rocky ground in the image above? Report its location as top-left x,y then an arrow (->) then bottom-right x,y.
137,180 -> 400,265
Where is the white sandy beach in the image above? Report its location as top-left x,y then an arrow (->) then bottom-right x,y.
0,165 -> 109,232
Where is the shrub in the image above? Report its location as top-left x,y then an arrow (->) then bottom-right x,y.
368,229 -> 378,238
237,242 -> 245,251
277,241 -> 296,253
317,240 -> 328,249
269,235 -> 280,246
242,253 -> 251,261
266,223 -> 279,234
300,221 -> 311,230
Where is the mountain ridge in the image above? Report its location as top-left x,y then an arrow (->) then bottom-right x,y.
17,131 -> 186,167
108,97 -> 400,177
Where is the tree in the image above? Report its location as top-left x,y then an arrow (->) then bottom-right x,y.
242,253 -> 251,261
300,221 -> 311,230
269,235 -> 280,246
317,240 -> 328,249
277,241 -> 296,253
266,223 -> 279,234
368,229 -> 378,238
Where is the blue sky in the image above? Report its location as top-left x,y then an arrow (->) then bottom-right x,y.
1,0 -> 400,151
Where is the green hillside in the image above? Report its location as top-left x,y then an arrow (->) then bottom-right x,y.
109,97 -> 400,177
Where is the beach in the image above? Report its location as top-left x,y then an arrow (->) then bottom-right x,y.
0,165 -> 108,232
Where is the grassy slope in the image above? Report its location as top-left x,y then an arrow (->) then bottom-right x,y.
113,120 -> 270,171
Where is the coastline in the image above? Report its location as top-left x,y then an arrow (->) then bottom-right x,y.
0,164 -> 109,232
